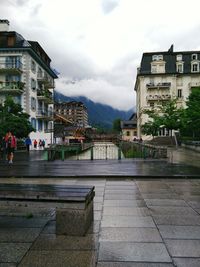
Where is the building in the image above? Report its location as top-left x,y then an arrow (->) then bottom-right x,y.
0,20 -> 58,146
134,45 -> 200,139
120,114 -> 137,141
54,101 -> 88,127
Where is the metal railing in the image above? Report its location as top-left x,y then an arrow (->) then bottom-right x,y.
0,81 -> 25,93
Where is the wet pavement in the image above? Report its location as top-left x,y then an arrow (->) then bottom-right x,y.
0,148 -> 200,177
0,147 -> 200,266
1,177 -> 200,266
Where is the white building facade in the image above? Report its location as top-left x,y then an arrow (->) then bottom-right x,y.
0,20 -> 58,147
134,45 -> 200,139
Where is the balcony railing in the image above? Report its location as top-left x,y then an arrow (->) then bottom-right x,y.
37,89 -> 53,104
146,82 -> 171,89
0,62 -> 23,74
37,73 -> 55,88
146,94 -> 171,101
36,109 -> 53,120
0,81 -> 25,94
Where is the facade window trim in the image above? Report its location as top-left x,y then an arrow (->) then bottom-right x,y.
191,62 -> 199,72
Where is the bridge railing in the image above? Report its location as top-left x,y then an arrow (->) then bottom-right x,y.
119,141 -> 167,159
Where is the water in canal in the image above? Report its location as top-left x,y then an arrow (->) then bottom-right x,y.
68,142 -> 124,160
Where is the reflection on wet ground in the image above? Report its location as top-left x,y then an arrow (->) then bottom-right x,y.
1,177 -> 200,266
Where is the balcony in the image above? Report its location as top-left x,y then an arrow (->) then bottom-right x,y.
146,82 -> 171,89
0,81 -> 25,94
37,73 -> 55,88
146,94 -> 171,101
37,89 -> 53,104
0,62 -> 23,74
36,109 -> 53,120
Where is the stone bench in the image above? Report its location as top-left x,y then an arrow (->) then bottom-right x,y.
0,183 -> 95,236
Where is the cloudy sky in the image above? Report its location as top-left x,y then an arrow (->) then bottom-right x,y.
1,0 -> 200,110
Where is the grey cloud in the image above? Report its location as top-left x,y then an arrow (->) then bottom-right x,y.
101,0 -> 120,14
30,3 -> 42,16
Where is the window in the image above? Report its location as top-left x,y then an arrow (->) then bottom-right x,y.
126,131 -> 130,136
178,89 -> 182,98
7,36 -> 15,46
150,102 -> 154,107
192,54 -> 198,60
151,64 -> 157,73
31,97 -> 36,111
191,63 -> 199,72
38,120 -> 43,131
31,118 -> 36,129
31,60 -> 36,73
176,54 -> 182,61
152,55 -> 163,61
177,63 -> 183,73
31,79 -> 36,91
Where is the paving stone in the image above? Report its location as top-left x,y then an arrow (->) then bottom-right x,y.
100,227 -> 162,242
103,200 -> 146,207
101,215 -> 156,228
98,242 -> 172,262
165,239 -> 200,257
141,194 -> 179,199
105,185 -> 138,190
97,263 -> 174,267
31,233 -> 98,250
0,243 -> 31,263
105,189 -> 140,195
94,197 -> 104,203
94,211 -> 102,220
158,225 -> 200,239
0,264 -> 16,267
187,201 -> 200,208
18,250 -> 96,267
153,215 -> 200,226
0,216 -> 48,228
149,206 -> 198,216
104,194 -> 143,200
0,206 -> 55,217
94,203 -> 103,211
145,199 -> 188,207
103,207 -> 150,216
0,228 -> 41,242
173,257 -> 200,267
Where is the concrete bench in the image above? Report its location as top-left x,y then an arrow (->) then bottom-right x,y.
0,183 -> 95,236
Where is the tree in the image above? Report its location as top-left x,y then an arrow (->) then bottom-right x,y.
182,88 -> 200,138
112,118 -> 121,133
0,97 -> 34,139
141,99 -> 184,137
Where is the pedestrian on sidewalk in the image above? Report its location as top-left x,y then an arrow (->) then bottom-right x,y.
4,131 -> 17,164
25,136 -> 32,152
33,139 -> 37,149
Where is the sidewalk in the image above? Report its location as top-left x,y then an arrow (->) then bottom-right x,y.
0,149 -> 200,178
0,177 -> 200,266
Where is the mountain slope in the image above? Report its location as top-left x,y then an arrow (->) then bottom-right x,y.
54,91 -> 134,128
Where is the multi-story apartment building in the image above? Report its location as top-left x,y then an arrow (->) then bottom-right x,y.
134,45 -> 200,139
54,101 -> 88,127
0,20 -> 58,146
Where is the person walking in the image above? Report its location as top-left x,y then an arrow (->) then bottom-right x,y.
4,131 -> 17,164
25,136 -> 32,152
33,139 -> 37,149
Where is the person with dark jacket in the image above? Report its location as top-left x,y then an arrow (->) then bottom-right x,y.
25,136 -> 32,152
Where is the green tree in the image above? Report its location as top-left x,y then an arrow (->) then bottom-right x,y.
112,118 -> 121,133
0,97 -> 34,139
182,88 -> 200,138
142,99 -> 184,137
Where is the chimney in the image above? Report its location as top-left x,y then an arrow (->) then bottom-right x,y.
0,20 -> 10,32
